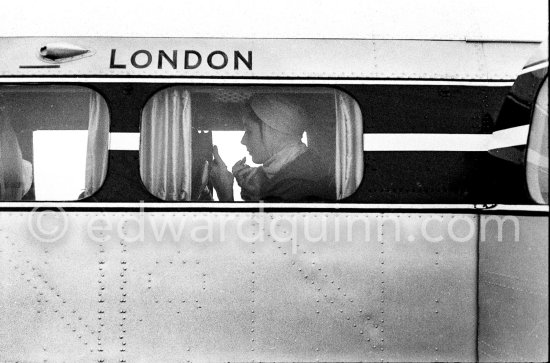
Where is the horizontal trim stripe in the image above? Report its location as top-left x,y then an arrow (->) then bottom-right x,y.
363,126 -> 529,152
364,134 -> 489,151
111,126 -> 530,152
110,133 -> 140,150
488,125 -> 530,150
519,61 -> 548,75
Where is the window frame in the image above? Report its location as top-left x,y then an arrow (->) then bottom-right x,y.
139,85 -> 364,202
0,83 -> 112,202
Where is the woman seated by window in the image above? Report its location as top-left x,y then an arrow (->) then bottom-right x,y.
209,95 -> 334,202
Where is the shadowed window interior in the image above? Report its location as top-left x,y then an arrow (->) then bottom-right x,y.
0,86 -> 109,201
140,87 -> 363,202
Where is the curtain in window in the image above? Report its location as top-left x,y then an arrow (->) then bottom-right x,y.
140,88 -> 192,201
335,92 -> 363,199
527,78 -> 548,204
83,92 -> 110,198
0,113 -> 32,200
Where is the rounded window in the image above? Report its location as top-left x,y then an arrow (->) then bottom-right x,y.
140,86 -> 363,202
0,85 -> 109,201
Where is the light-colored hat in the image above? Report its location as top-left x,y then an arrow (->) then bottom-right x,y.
249,94 -> 310,136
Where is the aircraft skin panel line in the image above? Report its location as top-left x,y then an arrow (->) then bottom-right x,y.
0,78 -> 516,85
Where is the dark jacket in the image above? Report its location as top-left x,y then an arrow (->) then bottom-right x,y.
259,149 -> 335,202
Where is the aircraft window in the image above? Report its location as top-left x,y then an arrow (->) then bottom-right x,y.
526,77 -> 548,204
140,87 -> 363,202
0,85 -> 109,201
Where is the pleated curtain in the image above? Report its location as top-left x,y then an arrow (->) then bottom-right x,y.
334,91 -> 364,200
526,78 -> 548,204
140,88 -> 192,201
0,112 -> 26,200
83,92 -> 110,198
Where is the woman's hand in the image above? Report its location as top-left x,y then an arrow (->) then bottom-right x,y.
196,160 -> 213,201
232,157 -> 250,183
232,157 -> 262,200
210,145 -> 234,201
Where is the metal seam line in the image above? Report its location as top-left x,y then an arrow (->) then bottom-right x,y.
0,202 -> 547,212
0,77 -> 515,86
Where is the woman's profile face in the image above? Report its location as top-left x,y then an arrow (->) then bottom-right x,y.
241,112 -> 269,164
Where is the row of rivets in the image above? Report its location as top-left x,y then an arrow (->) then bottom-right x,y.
5,235 -> 94,354
118,222 -> 129,360
269,221 -> 372,360
377,219 -> 386,355
433,247 -> 441,360
250,222 -> 257,353
96,238 -> 106,359
143,245 -> 199,353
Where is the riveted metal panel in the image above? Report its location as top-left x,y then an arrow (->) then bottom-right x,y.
0,37 -> 539,80
373,40 -> 487,80
478,215 -> 549,362
1,212 -> 476,361
482,43 -> 543,80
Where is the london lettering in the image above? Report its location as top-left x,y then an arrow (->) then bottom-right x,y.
110,49 -> 252,70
